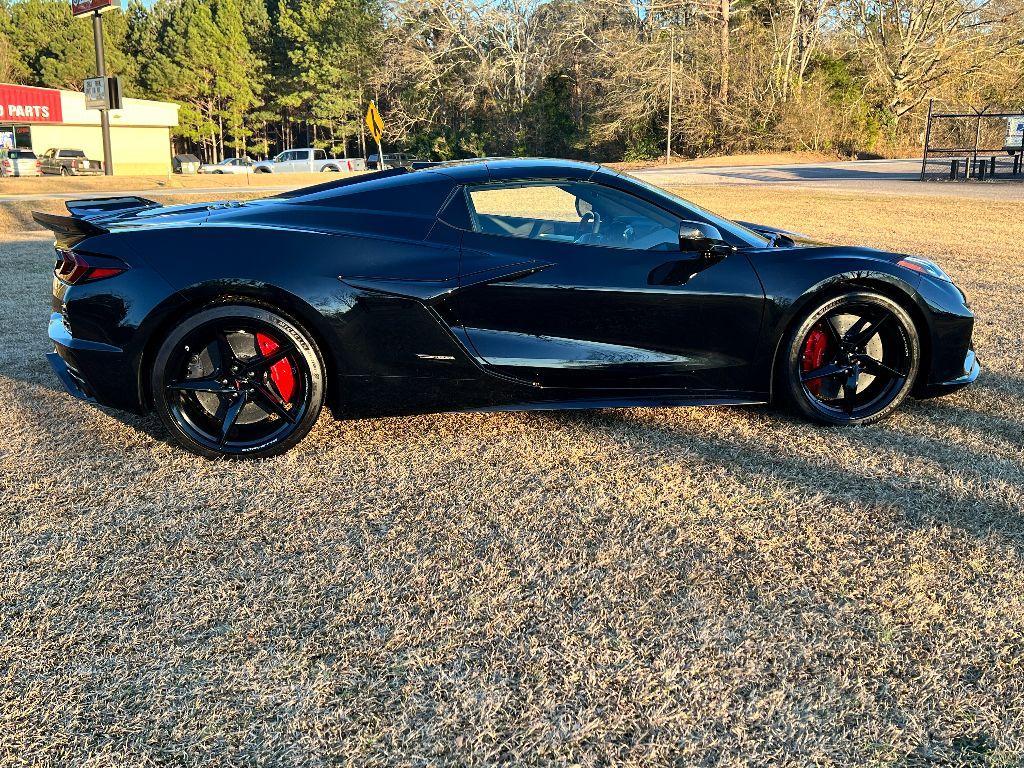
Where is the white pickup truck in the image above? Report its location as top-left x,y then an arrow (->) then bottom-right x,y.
252,148 -> 366,173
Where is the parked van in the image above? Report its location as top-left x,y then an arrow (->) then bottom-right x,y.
1004,116 -> 1024,155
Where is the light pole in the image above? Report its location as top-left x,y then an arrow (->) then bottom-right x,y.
666,30 -> 675,165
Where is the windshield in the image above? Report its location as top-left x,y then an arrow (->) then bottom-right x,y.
8,150 -> 36,159
619,172 -> 770,248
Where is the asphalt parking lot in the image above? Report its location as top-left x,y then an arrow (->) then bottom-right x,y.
633,158 -> 1024,200
2,182 -> 1023,765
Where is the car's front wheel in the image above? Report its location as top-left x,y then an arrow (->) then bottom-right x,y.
780,291 -> 920,425
151,304 -> 325,458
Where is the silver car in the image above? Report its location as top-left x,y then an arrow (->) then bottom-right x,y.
0,148 -> 41,177
198,157 -> 254,174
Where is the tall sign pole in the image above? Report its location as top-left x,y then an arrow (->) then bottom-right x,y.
92,10 -> 114,175
74,0 -> 119,174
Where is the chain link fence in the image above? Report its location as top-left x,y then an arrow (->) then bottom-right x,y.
920,101 -> 1024,182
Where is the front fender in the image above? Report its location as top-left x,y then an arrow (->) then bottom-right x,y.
747,246 -> 925,395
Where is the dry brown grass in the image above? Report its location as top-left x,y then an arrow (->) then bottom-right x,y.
608,151 -> 838,171
1,185 -> 1023,766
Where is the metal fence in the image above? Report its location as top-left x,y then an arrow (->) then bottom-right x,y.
920,100 -> 1024,182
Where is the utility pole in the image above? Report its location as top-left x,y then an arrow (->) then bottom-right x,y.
666,31 -> 675,165
919,98 -> 933,181
92,9 -> 114,175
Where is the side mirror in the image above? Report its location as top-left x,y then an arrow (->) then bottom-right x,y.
678,220 -> 732,258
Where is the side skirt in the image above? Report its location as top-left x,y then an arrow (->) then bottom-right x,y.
463,395 -> 768,414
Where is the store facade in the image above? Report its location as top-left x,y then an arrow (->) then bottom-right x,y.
0,83 -> 179,175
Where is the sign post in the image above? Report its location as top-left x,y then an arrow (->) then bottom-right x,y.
365,101 -> 385,167
73,0 -> 119,175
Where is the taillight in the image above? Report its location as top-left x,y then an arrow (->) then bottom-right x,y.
54,249 -> 127,284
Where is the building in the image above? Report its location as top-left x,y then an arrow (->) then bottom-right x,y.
0,83 -> 179,175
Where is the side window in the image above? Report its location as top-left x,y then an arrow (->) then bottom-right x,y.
313,149 -> 327,160
465,181 -> 682,251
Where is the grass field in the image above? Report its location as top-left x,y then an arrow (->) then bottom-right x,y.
1,184 -> 1023,766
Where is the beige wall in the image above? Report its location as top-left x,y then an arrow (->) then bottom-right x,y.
30,124 -> 173,175
59,91 -> 180,129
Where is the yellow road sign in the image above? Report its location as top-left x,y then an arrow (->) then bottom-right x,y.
365,101 -> 384,144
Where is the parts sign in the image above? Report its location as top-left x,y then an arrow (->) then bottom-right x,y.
0,84 -> 63,123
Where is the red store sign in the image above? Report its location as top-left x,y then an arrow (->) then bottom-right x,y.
0,84 -> 63,123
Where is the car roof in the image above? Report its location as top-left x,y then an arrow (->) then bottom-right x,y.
275,158 -> 608,217
423,157 -> 600,182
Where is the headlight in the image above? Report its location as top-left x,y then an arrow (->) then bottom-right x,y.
897,256 -> 952,282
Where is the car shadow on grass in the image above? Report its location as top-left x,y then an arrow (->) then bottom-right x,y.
534,385 -> 1024,544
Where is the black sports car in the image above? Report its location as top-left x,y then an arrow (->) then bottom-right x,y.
35,158 -> 979,458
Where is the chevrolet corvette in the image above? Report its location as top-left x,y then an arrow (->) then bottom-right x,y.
35,158 -> 979,458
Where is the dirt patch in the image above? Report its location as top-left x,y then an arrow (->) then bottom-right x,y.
0,171 -> 354,197
1,185 -> 1022,765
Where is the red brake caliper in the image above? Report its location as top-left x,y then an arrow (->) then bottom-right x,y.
801,324 -> 830,396
255,332 -> 295,402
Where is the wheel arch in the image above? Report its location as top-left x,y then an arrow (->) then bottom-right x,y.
767,273 -> 932,401
137,282 -> 341,412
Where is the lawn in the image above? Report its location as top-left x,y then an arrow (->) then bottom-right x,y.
1,184 -> 1022,766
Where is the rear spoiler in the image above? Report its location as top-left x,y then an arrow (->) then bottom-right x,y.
31,210 -> 107,237
32,195 -> 161,237
65,196 -> 160,218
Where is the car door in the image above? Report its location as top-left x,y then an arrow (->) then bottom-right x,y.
274,150 -> 296,171
453,180 -> 766,393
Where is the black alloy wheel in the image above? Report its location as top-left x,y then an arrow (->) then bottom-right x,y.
782,291 -> 920,425
151,305 -> 325,458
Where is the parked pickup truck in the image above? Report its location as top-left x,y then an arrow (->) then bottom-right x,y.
40,148 -> 102,176
252,148 -> 366,173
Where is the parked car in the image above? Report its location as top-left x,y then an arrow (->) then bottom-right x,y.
1004,116 -> 1024,155
252,149 -> 365,173
367,152 -> 420,170
0,148 -> 41,177
33,158 -> 979,459
172,154 -> 202,174
199,157 -> 254,174
39,148 -> 102,176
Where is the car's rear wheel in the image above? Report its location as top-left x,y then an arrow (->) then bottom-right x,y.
151,305 -> 325,458
781,291 -> 920,425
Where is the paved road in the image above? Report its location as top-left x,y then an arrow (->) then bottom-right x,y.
632,157 -> 1024,199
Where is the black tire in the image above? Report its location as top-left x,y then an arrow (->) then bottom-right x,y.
321,165 -> 339,172
151,304 -> 325,458
780,291 -> 920,425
